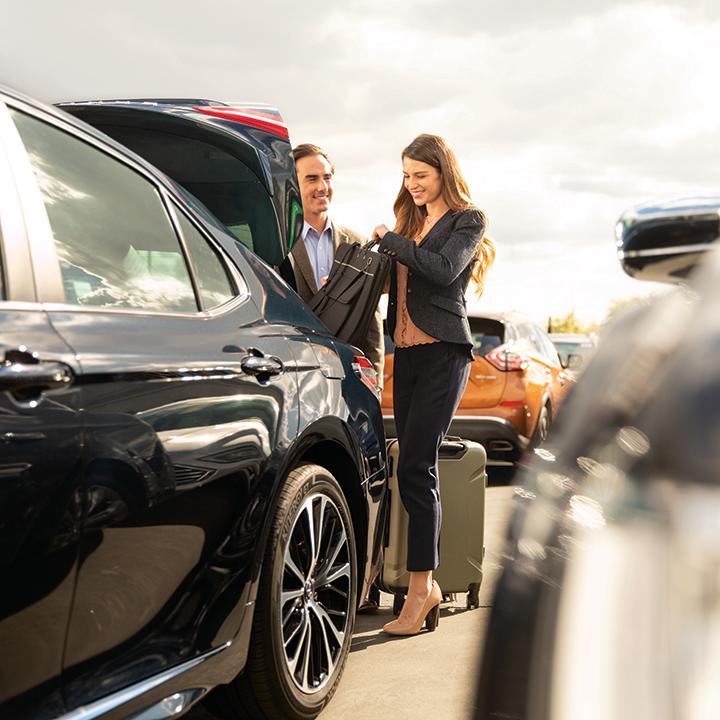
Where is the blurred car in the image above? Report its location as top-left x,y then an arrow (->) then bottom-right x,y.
0,85 -> 388,720
549,332 -> 598,377
382,312 -> 571,468
475,196 -> 720,720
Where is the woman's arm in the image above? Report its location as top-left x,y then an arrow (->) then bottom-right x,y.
377,209 -> 486,286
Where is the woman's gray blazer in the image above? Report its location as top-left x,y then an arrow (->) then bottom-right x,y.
379,208 -> 486,352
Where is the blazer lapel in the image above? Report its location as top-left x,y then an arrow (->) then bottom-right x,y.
331,222 -> 347,252
418,209 -> 454,248
291,237 -> 318,294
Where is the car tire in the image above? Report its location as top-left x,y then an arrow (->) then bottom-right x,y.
215,463 -> 357,720
532,403 -> 551,447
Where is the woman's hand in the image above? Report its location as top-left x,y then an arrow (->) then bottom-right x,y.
372,224 -> 390,241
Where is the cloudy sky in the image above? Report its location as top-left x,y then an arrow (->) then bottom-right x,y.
4,0 -> 720,323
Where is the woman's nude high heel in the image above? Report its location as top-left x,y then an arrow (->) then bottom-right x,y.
382,581 -> 442,636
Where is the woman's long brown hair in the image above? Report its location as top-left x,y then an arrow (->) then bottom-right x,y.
393,134 -> 495,295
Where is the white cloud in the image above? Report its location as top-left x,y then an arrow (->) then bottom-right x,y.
2,0 -> 718,322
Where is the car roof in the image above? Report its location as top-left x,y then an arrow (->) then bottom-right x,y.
57,98 -> 289,137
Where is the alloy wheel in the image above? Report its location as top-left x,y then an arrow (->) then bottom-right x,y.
280,493 -> 352,694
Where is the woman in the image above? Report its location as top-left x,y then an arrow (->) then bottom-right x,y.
373,134 -> 495,636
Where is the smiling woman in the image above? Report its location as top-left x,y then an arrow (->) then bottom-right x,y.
372,133 -> 494,636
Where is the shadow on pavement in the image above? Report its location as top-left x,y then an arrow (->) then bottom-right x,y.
350,603 -> 482,652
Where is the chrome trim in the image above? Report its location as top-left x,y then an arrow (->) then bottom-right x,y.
385,414 -> 523,430
202,288 -> 251,317
486,460 -> 515,468
55,643 -> 229,720
620,243 -> 713,259
39,295 -> 252,319
0,301 -> 45,312
451,415 -> 517,425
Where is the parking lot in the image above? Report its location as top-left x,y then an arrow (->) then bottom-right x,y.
190,484 -> 516,720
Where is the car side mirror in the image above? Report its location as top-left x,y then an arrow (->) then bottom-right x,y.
616,197 -> 720,284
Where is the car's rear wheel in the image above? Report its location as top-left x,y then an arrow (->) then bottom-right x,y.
532,403 -> 551,447
214,463 -> 357,720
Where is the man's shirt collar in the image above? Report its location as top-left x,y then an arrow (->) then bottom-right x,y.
302,217 -> 333,241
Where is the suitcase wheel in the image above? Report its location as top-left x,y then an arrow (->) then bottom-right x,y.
466,582 -> 481,610
392,592 -> 405,616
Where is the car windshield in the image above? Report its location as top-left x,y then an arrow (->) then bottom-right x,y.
469,318 -> 504,356
553,341 -> 594,367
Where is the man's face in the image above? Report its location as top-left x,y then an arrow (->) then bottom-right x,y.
296,154 -> 334,217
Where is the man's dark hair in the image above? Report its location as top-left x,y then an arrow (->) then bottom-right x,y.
292,143 -> 334,173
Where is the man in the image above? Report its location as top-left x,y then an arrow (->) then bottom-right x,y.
282,143 -> 384,382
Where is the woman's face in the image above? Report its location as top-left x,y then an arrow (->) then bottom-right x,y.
403,157 -> 443,207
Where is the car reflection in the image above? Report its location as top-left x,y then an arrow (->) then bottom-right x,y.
137,395 -> 277,483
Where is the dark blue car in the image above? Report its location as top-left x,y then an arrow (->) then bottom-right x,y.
0,86 -> 387,720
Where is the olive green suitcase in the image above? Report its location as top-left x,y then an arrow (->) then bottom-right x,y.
381,437 -> 487,613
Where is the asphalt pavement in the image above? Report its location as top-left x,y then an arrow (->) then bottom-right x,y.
188,484 -> 517,720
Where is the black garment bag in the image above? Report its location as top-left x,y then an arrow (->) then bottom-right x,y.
308,240 -> 390,347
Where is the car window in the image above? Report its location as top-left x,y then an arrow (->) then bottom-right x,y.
97,126 -> 284,266
0,221 -> 4,300
172,204 -> 237,310
10,109 -> 197,313
468,317 -> 505,355
553,340 -> 594,367
517,323 -> 540,351
535,328 -> 561,364
527,324 -> 553,361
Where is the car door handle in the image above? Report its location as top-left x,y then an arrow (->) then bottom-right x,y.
0,351 -> 73,394
240,354 -> 284,378
2,431 -> 47,443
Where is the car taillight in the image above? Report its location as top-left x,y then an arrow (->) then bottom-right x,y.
485,344 -> 529,372
192,106 -> 290,138
352,355 -> 379,395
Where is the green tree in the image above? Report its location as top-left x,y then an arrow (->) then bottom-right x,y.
601,294 -> 657,327
547,309 -> 597,334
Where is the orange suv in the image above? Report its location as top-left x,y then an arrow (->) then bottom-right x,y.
381,311 -> 571,468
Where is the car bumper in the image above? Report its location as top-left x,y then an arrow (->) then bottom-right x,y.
382,414 -> 529,466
